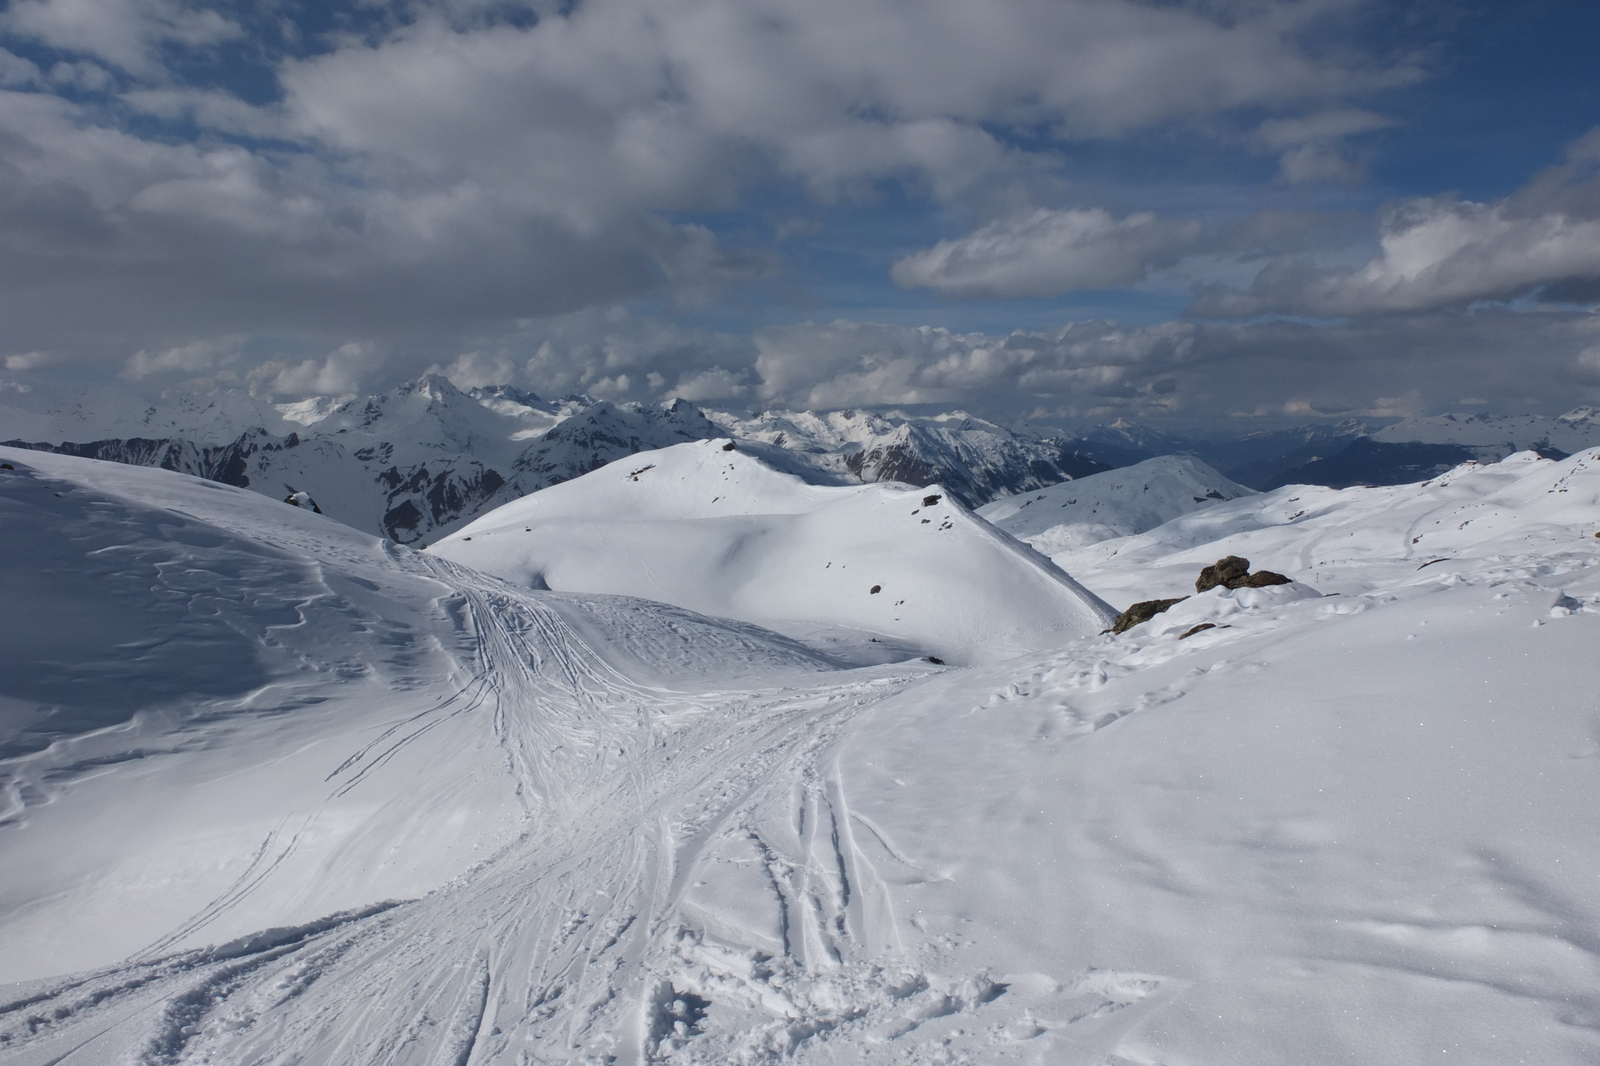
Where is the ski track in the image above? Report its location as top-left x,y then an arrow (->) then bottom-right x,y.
8,451 -> 1593,1065
3,549 -> 1124,1066
7,531 -> 1573,1064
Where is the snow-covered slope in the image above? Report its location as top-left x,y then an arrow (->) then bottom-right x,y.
432,439 -> 1117,664
715,408 -> 1111,508
1,377 -> 727,545
0,445 -> 843,985
1051,450 -> 1600,605
3,447 -> 1598,1066
977,454 -> 1255,555
1372,406 -> 1600,453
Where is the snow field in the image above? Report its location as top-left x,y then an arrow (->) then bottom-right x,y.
0,445 -> 1597,1065
977,454 -> 1255,555
433,440 -> 1117,665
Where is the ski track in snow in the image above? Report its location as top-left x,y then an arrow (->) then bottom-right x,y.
0,521 -> 1188,1064
3,447 -> 1599,1065
0,541 -> 1049,1066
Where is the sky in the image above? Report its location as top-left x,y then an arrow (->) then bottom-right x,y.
0,0 -> 1598,423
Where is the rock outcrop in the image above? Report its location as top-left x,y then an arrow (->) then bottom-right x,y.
1196,555 -> 1289,592
1109,597 -> 1188,634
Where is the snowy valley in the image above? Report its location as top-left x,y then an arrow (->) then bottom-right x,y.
1,426 -> 1598,1065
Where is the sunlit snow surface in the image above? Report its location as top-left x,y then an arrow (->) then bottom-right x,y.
431,440 -> 1116,665
1,445 -> 1598,1066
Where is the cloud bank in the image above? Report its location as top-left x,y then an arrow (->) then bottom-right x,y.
0,0 -> 1413,369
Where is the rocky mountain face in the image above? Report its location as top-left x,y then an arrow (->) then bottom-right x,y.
1262,409 -> 1600,489
2,380 -> 1116,542
9,374 -> 1596,541
712,408 -> 1111,508
1,377 -> 729,544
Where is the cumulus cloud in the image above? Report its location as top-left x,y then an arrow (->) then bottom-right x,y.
0,0 -> 1419,374
3,350 -> 52,371
4,0 -> 239,76
123,337 -> 240,379
1196,127 -> 1600,316
1254,108 -> 1396,186
891,208 -> 1203,298
733,312 -> 1600,417
144,298 -> 1593,421
247,342 -> 388,399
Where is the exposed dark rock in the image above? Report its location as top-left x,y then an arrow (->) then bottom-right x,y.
1196,556 -> 1250,592
1110,597 -> 1188,634
869,585 -> 882,594
1179,623 -> 1216,639
283,490 -> 323,514
722,441 -> 736,451
3,434 -> 259,487
1195,556 -> 1290,592
922,494 -> 942,507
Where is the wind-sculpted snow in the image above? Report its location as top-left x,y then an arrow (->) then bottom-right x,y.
432,440 -> 1118,665
2,446 -> 1598,1065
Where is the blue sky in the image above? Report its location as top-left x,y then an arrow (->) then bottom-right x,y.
1,0 -> 1597,422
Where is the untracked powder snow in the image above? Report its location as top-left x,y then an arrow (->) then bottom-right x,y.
1,443 -> 1597,1065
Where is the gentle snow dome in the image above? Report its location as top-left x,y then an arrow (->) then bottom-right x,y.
0,0 -> 1598,419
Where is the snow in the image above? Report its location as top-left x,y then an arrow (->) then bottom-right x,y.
0,380 -> 295,444
2,444 -> 1598,1066
977,454 -> 1254,555
1371,407 -> 1600,453
273,395 -> 354,427
431,439 -> 1117,665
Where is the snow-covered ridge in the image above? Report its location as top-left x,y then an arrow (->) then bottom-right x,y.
1371,407 -> 1600,451
977,454 -> 1255,555
1051,448 -> 1600,607
433,439 -> 1117,665
2,379 -> 1116,546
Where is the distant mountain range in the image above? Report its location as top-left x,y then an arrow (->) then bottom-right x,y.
4,376 -> 1597,542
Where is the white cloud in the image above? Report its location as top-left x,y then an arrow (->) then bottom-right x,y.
436,351 -> 519,390
665,366 -> 751,402
123,337 -> 238,378
0,0 -> 1425,370
1197,127 -> 1600,316
1256,109 -> 1396,149
3,350 -> 52,370
1254,109 -> 1396,187
892,208 -> 1203,298
1199,198 -> 1600,316
4,0 -> 239,76
0,47 -> 41,87
1277,143 -> 1367,186
724,312 -> 1600,416
248,343 -> 387,399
